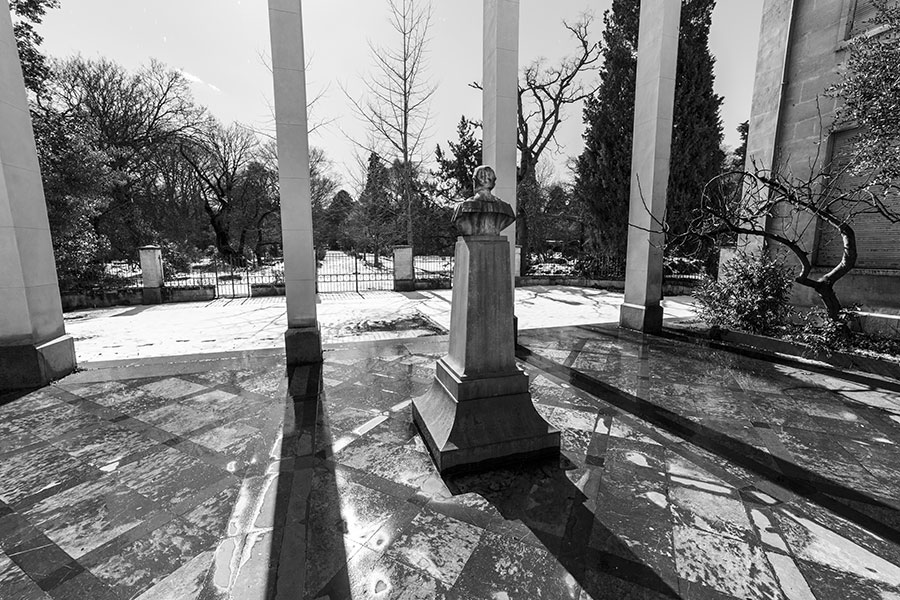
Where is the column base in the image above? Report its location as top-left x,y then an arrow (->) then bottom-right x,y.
0,335 -> 77,391
619,302 -> 664,333
394,279 -> 415,292
142,287 -> 163,305
285,325 -> 322,366
412,360 -> 559,475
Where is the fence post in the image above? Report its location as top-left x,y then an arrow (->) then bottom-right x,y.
514,245 -> 522,279
139,245 -> 164,304
393,245 -> 414,291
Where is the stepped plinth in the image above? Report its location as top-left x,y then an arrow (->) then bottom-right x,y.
412,166 -> 559,474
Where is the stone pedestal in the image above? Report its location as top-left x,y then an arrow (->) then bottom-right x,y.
139,245 -> 163,305
413,222 -> 558,474
393,245 -> 414,292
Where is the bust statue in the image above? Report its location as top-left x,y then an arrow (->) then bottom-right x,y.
451,166 -> 516,235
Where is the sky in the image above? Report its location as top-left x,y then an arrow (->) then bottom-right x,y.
37,0 -> 763,192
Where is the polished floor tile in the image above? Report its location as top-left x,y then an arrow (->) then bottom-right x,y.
0,326 -> 898,599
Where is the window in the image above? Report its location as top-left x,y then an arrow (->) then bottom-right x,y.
846,0 -> 896,38
815,129 -> 900,269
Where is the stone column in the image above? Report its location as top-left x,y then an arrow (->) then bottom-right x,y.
482,0 -> 519,287
139,245 -> 164,305
740,0 -> 796,255
619,0 -> 681,333
393,245 -> 414,292
268,0 -> 321,365
0,6 -> 76,390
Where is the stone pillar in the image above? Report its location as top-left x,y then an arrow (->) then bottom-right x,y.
393,245 -> 414,292
0,6 -> 76,389
482,0 -> 519,289
139,245 -> 164,305
741,0 -> 796,254
268,0 -> 321,365
619,0 -> 681,334
514,245 -> 522,278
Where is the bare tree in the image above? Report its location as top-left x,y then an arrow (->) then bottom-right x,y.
698,154 -> 900,321
473,14 -> 601,270
345,0 -> 436,249
180,121 -> 267,264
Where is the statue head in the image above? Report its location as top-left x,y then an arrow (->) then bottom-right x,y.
472,165 -> 497,197
452,165 -> 515,235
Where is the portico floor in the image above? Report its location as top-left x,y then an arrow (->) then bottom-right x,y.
1,323 -> 899,599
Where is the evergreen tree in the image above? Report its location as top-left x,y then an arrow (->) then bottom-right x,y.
574,0 -> 724,262
10,0 -> 59,96
434,116 -> 482,201
348,152 -> 402,265
324,190 -> 355,250
734,120 -> 749,169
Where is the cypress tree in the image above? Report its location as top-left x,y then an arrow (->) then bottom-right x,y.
573,0 -> 724,262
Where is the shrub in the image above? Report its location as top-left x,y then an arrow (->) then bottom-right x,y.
789,306 -> 855,355
693,251 -> 793,335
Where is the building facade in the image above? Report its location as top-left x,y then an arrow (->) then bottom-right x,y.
745,0 -> 900,311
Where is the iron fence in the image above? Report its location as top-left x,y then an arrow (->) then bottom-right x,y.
662,272 -> 705,287
164,259 -> 285,298
414,255 -> 453,286
316,250 -> 393,293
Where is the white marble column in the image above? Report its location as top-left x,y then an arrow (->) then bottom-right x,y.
619,0 -> 681,333
267,0 -> 321,364
0,5 -> 75,389
482,0 -> 519,283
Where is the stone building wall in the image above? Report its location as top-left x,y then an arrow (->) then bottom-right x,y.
746,0 -> 900,311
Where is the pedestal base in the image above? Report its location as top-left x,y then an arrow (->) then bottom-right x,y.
619,302 -> 663,333
285,325 -> 322,366
0,335 -> 77,390
412,359 -> 559,474
393,279 -> 415,292
142,287 -> 163,305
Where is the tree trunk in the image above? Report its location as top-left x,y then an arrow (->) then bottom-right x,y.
206,207 -> 243,266
812,281 -> 843,321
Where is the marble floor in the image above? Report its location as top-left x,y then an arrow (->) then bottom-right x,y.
1,325 -> 899,599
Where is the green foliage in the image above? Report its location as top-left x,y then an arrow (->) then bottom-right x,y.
347,152 -> 403,261
320,190 -> 355,250
789,306 -> 855,356
434,116 -> 482,201
572,0 -> 637,260
573,0 -> 725,260
10,0 -> 59,96
693,252 -> 793,335
41,57 -> 207,263
829,0 -> 900,186
733,120 -> 749,169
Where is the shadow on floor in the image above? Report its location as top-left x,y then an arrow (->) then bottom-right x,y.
517,340 -> 900,547
263,362 -> 352,599
447,457 -> 681,599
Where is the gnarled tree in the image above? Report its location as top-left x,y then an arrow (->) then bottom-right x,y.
473,14 -> 601,272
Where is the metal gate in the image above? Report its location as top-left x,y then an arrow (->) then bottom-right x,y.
213,259 -> 251,298
316,250 -> 393,293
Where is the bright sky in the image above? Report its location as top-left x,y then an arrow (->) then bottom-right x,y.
38,0 -> 762,191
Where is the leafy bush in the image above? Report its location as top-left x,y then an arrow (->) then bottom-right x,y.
693,251 -> 793,335
788,306 -> 855,355
573,254 -> 626,279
